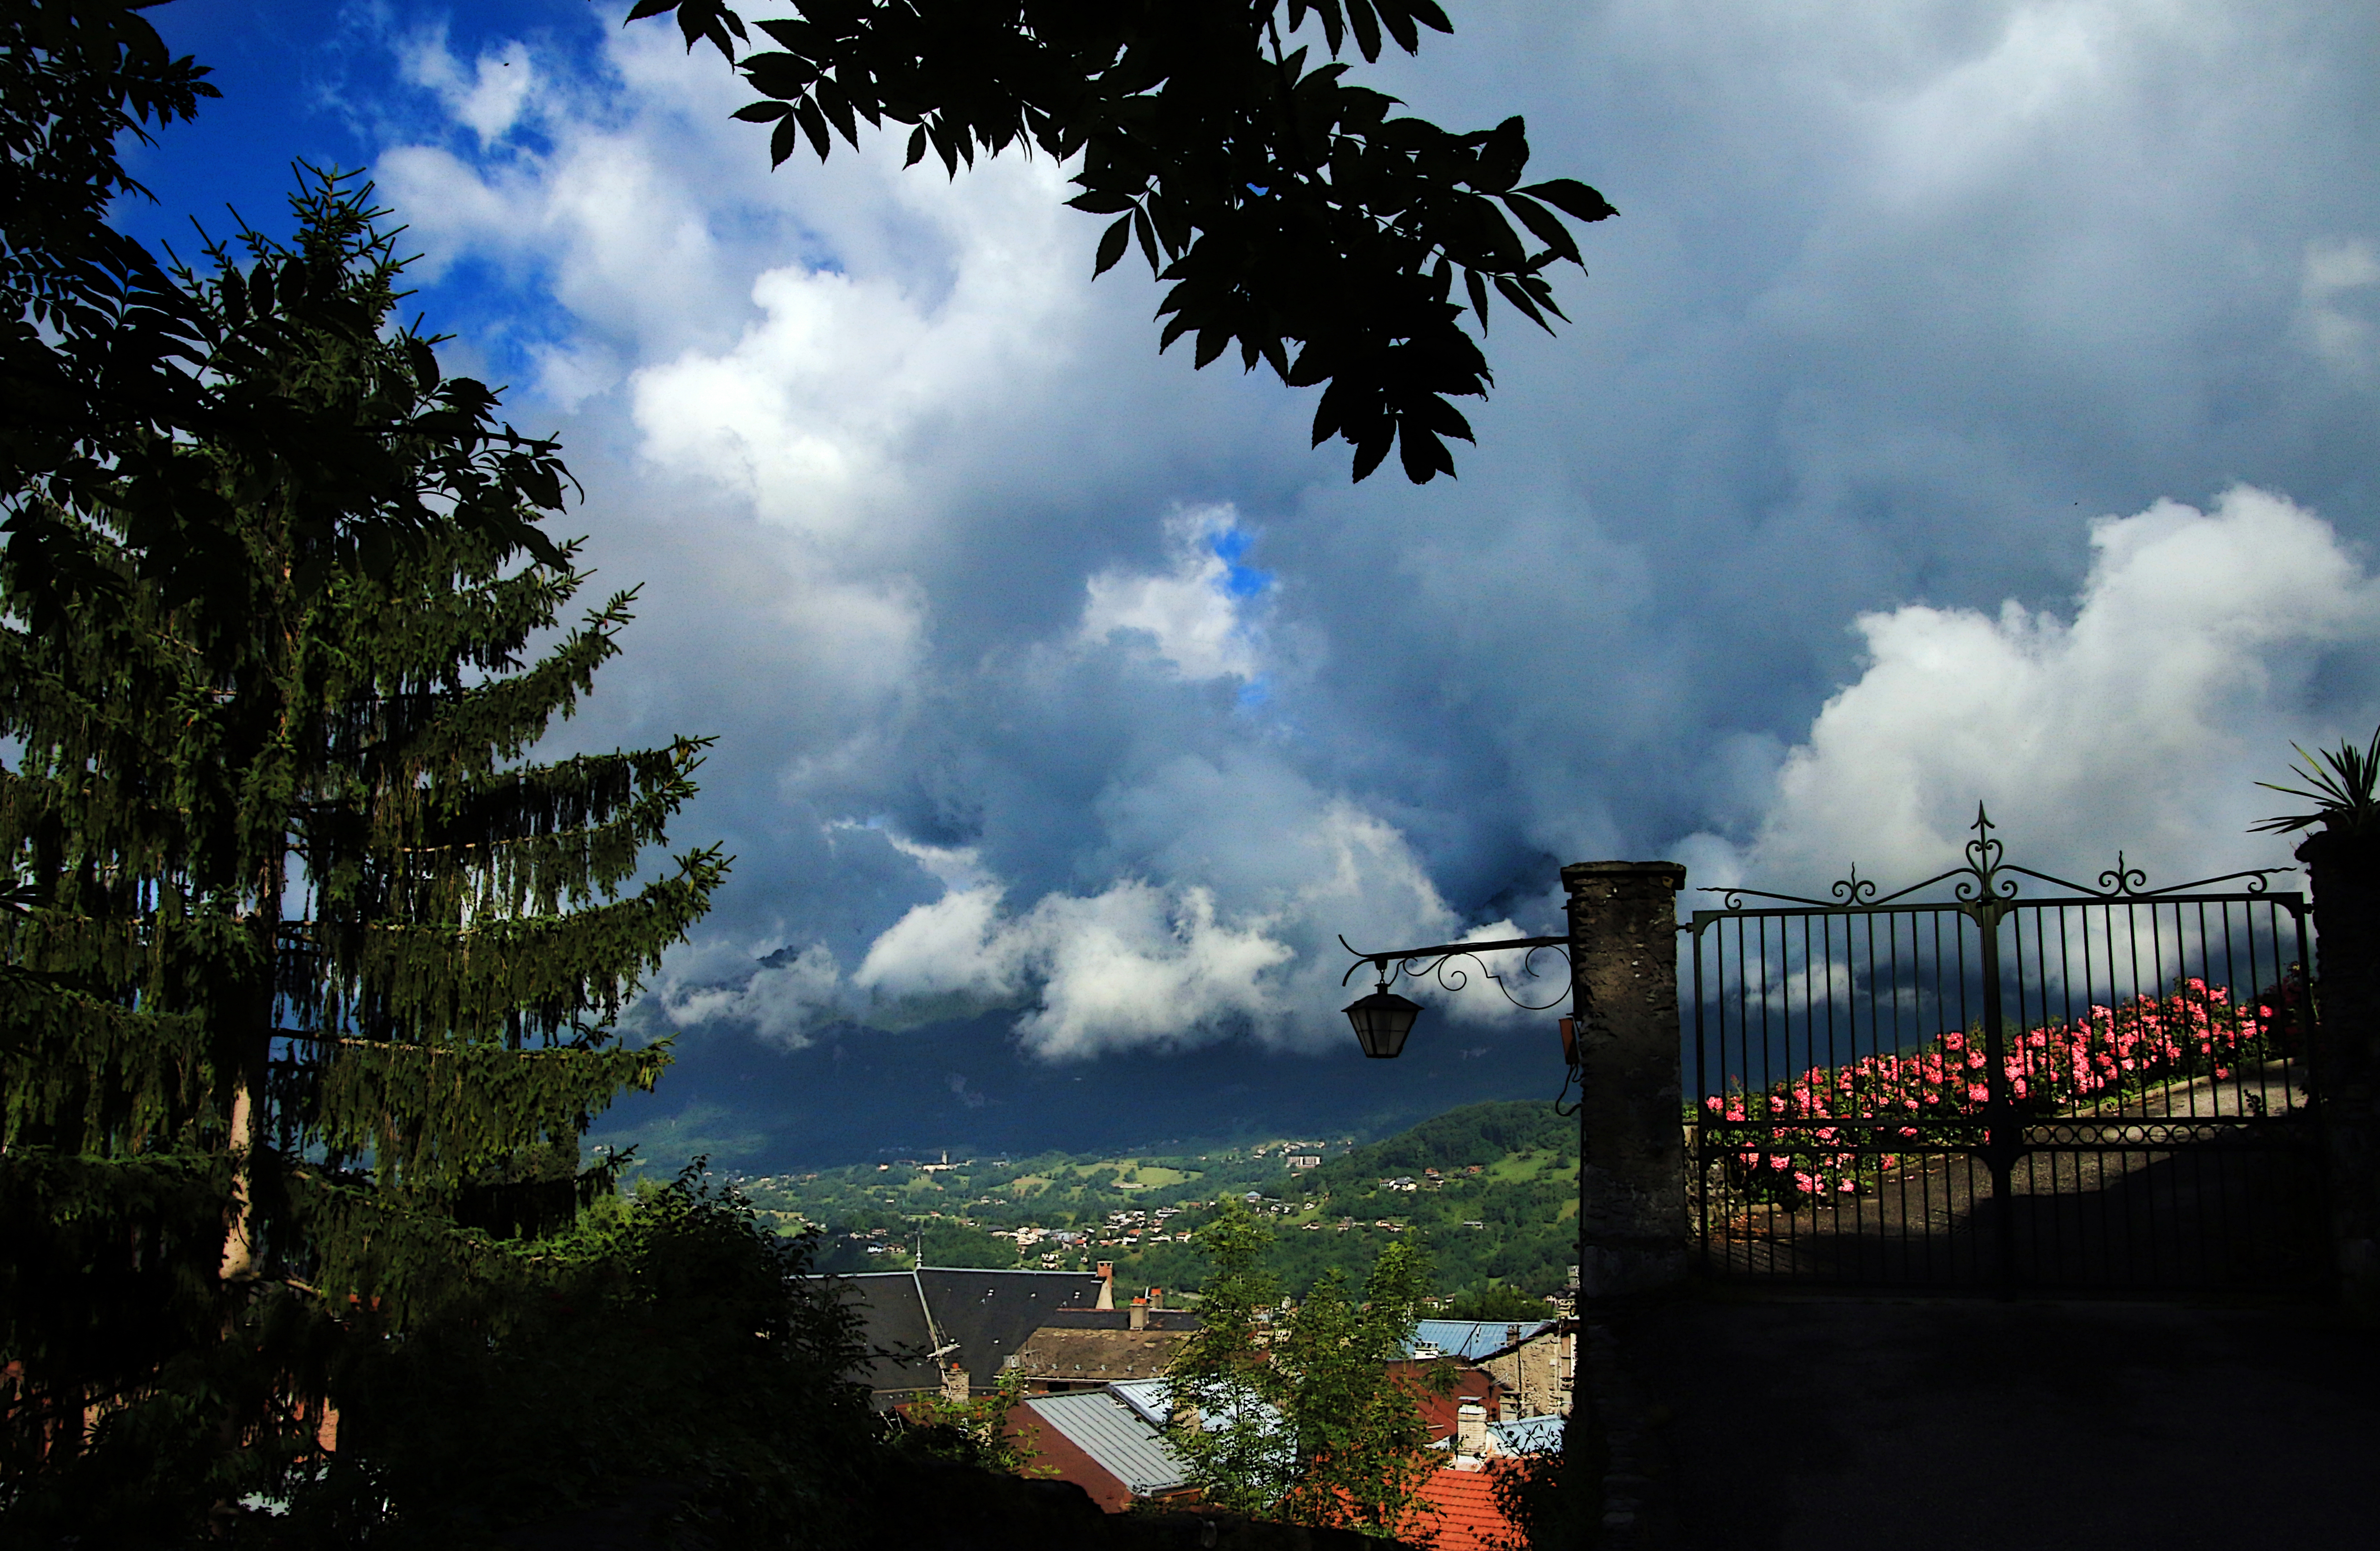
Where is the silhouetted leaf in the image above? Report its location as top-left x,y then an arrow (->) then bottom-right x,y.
1501,192 -> 1580,265
1094,215 -> 1131,277
1516,178 -> 1618,222
794,98 -> 832,159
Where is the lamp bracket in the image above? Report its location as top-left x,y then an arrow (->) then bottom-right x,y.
1336,932 -> 1572,1011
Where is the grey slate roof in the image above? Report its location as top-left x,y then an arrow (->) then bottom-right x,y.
1033,1307 -> 1200,1332
821,1267 -> 1107,1407
828,1272 -> 942,1404
1022,1390 -> 1190,1497
1403,1318 -> 1557,1362
913,1267 -> 1106,1377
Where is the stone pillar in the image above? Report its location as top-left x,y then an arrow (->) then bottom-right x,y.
2299,830 -> 2380,1314
1563,860 -> 1689,1298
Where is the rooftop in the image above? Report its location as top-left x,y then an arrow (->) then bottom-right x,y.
1405,1462 -> 1524,1551
1403,1318 -> 1559,1362
1019,1389 -> 1190,1497
1489,1413 -> 1567,1456
1013,1324 -> 1194,1383
824,1267 -> 1107,1402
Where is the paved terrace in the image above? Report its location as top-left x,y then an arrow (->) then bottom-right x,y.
1591,1293 -> 2380,1551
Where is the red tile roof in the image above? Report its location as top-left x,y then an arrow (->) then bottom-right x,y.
1403,1462 -> 1521,1551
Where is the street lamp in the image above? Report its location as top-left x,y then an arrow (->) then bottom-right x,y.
1335,930 -> 1574,1060
1338,926 -> 1588,1318
1342,982 -> 1425,1059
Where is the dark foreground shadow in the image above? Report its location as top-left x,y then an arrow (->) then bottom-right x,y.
1598,1293 -> 2380,1551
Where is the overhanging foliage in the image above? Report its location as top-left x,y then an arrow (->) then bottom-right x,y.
629,0 -> 1617,483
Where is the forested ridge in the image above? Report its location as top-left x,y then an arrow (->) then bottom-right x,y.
740,1098 -> 1580,1301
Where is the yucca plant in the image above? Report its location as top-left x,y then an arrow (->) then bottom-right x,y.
2253,725 -> 2380,837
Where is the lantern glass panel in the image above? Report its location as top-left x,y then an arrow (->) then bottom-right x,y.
1343,989 -> 1422,1059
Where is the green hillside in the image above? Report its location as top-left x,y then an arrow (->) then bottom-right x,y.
736,1100 -> 1580,1303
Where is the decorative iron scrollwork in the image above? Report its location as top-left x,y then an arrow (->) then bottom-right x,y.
1336,932 -> 1572,1011
1702,803 -> 2291,914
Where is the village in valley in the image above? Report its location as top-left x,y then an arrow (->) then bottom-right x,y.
724,1101 -> 1587,1544
731,1100 -> 1583,1301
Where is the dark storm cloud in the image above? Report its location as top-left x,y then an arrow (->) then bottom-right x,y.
264,0 -> 2380,1159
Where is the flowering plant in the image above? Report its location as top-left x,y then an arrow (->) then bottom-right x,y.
1697,976 -> 2301,1205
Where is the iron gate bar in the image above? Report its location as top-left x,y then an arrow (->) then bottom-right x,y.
1687,806 -> 2322,1296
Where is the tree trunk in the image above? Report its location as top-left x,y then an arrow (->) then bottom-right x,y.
217,1073 -> 260,1285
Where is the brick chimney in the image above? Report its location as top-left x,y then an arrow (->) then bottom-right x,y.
1455,1400 -> 1488,1455
1149,1286 -> 1164,1310
1130,1296 -> 1148,1332
1095,1261 -> 1115,1311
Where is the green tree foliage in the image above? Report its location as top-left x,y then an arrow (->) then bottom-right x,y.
894,1364 -> 1042,1476
1311,1099 -> 1572,1191
1164,1200 -> 1290,1517
274,1165 -> 878,1545
1165,1199 -> 1445,1538
0,172 -> 729,1537
1439,1282 -> 1552,1322
627,0 -> 1617,484
921,1219 -> 1024,1268
1269,1241 -> 1442,1536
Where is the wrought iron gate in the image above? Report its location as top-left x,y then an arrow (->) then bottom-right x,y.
1687,810 -> 2328,1294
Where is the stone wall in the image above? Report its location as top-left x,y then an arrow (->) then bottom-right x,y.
1562,861 -> 1689,1298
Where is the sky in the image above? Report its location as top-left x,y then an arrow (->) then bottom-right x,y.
115,0 -> 2380,1167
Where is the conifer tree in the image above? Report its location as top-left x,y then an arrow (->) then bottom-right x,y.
0,170 -> 725,1526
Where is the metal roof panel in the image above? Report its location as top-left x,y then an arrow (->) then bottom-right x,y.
1023,1391 -> 1190,1496
1404,1318 -> 1556,1361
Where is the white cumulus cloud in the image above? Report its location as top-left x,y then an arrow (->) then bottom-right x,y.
1079,506 -> 1266,682
663,791 -> 1537,1057
1688,486 -> 2380,895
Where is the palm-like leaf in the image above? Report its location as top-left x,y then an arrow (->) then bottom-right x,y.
2252,725 -> 2380,835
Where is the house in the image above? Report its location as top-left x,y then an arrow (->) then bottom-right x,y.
1401,1318 -> 1573,1419
825,1267 -> 1108,1408
1010,1305 -> 1200,1392
1386,1355 -> 1503,1448
1399,1397 -> 1556,1550
1003,1381 -> 1197,1512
